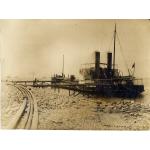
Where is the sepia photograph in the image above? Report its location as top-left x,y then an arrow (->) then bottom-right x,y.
0,19 -> 150,130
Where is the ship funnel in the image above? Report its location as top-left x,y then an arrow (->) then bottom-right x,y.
95,51 -> 100,78
107,52 -> 112,70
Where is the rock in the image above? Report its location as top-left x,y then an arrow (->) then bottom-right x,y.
130,113 -> 137,116
113,106 -> 117,110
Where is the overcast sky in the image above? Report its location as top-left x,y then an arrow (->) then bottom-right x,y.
0,19 -> 150,80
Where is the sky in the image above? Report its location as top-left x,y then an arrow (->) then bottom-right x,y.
0,19 -> 150,80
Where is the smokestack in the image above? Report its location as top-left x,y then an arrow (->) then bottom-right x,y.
107,52 -> 112,70
95,51 -> 100,78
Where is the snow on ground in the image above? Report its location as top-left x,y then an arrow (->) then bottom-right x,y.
1,84 -> 23,128
1,83 -> 150,130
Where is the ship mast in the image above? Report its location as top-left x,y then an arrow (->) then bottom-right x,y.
113,24 -> 116,71
62,54 -> 64,76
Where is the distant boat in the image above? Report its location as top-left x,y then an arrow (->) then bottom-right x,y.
51,54 -> 79,84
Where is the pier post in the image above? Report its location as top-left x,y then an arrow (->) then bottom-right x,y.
83,85 -> 85,96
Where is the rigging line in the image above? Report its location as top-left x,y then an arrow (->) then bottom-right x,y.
108,32 -> 114,52
116,32 -> 130,74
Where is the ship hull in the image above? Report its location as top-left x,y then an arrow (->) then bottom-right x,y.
55,83 -> 144,98
95,84 -> 144,98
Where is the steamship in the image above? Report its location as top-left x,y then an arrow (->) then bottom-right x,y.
79,25 -> 144,97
